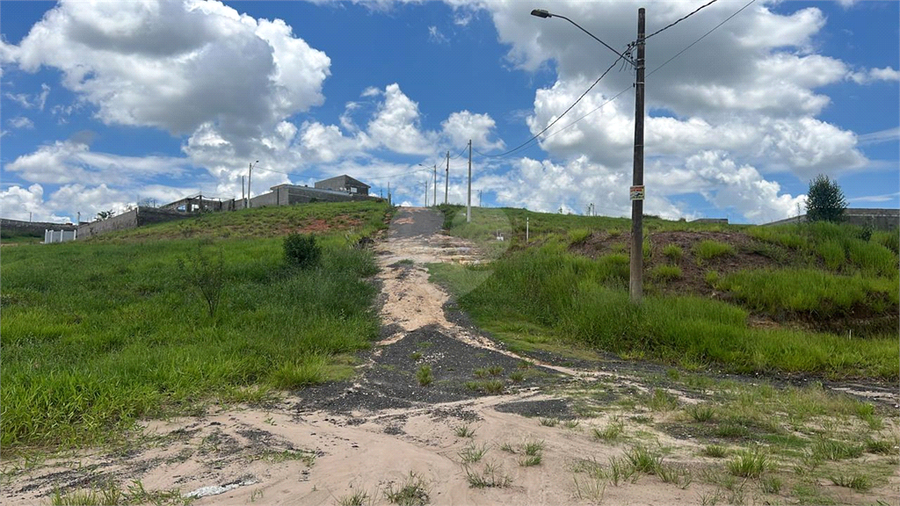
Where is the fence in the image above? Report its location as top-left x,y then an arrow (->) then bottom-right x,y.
45,229 -> 77,243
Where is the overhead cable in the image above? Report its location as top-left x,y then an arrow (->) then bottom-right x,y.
473,54 -> 625,159
645,0 -> 719,40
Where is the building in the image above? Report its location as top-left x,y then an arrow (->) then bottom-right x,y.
314,175 -> 370,196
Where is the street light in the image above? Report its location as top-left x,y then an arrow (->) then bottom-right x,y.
531,7 -> 645,303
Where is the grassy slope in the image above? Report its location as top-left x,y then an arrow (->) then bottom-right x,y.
2,201 -> 393,450
430,206 -> 898,380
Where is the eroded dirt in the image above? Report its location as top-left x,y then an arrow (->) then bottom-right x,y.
3,208 -> 898,506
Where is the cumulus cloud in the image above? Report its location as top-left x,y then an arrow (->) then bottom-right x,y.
5,0 -> 330,140
848,66 -> 900,84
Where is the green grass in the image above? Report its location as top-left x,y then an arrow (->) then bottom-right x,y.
650,264 -> 682,283
662,243 -> 683,261
727,448 -> 770,478
1,203 -> 390,450
416,365 -> 433,386
714,268 -> 898,319
430,243 -> 898,379
693,240 -> 736,264
384,472 -> 429,506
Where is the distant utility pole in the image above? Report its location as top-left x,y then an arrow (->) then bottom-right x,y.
242,176 -> 245,206
433,164 -> 437,207
629,8 -> 646,304
479,190 -> 483,207
247,160 -> 258,208
467,139 -> 472,223
445,151 -> 450,205
388,182 -> 392,206
77,211 -> 81,224
424,180 -> 429,207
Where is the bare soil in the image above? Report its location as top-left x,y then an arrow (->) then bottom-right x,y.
3,208 -> 897,506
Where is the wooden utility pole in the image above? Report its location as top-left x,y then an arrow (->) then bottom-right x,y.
247,162 -> 253,209
467,140 -> 472,223
629,8 -> 646,304
433,164 -> 437,207
445,151 -> 449,205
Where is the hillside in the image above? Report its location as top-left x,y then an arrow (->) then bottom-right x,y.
431,205 -> 899,379
2,201 -> 393,449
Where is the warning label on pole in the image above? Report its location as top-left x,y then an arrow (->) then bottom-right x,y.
630,185 -> 645,201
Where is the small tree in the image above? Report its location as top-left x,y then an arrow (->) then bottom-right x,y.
806,174 -> 846,223
284,233 -> 321,269
178,241 -> 226,318
96,209 -> 116,220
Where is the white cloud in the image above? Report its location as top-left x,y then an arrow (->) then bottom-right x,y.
0,184 -> 69,222
8,116 -> 34,130
441,111 -> 504,151
857,127 -> 900,146
428,25 -> 449,44
5,0 -> 330,152
848,66 -> 900,84
6,141 -> 188,186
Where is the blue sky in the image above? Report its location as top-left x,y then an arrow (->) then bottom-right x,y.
1,0 -> 897,224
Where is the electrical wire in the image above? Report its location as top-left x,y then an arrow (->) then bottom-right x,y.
645,0 -> 719,40
497,0 -> 755,149
473,54 -> 625,160
648,0 -> 756,78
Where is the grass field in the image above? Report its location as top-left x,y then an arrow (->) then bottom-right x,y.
1,202 -> 392,450
431,206 -> 898,380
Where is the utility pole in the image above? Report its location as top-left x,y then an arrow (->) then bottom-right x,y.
445,151 -> 449,205
424,181 -> 428,207
479,190 -> 483,207
629,8 -> 646,304
388,182 -> 392,206
433,164 -> 437,207
247,161 -> 257,209
467,139 -> 472,223
242,176 -> 245,207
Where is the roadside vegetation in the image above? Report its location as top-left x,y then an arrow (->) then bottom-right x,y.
1,202 -> 392,450
431,206 -> 898,379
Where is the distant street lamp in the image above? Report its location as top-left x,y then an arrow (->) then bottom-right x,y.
531,7 -> 645,303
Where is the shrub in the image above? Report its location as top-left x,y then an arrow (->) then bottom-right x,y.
284,233 -> 321,269
177,240 -> 226,317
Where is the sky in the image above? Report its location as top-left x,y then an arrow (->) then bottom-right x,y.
0,0 -> 897,224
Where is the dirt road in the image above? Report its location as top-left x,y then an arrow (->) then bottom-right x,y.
4,208 -> 897,506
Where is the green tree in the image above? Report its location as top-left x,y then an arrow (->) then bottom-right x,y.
806,174 -> 846,223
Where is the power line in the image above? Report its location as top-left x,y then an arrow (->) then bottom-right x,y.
508,0 -> 755,149
473,54 -> 625,160
645,0 -> 719,40
648,0 -> 756,78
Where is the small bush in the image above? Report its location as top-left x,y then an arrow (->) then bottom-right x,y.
662,244 -> 683,261
284,233 -> 321,269
686,404 -> 715,423
177,240 -> 226,317
812,439 -> 863,461
568,228 -> 592,244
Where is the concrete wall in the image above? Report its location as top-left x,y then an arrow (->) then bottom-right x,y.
764,208 -> 899,230
76,207 -> 193,238
77,209 -> 140,238
2,218 -> 76,236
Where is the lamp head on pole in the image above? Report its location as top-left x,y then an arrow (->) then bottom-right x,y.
530,9 -> 552,18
